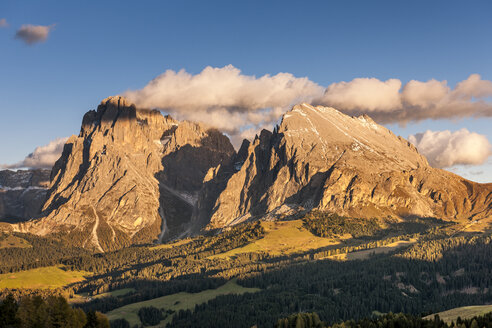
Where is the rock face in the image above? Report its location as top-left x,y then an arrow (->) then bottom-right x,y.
203,103 -> 492,229
0,169 -> 50,223
10,100 -> 492,250
17,96 -> 234,251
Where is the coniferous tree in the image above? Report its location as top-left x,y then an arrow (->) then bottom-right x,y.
0,294 -> 20,328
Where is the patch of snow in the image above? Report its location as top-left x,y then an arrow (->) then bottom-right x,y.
0,185 -> 46,191
160,136 -> 172,145
358,117 -> 379,130
178,192 -> 198,205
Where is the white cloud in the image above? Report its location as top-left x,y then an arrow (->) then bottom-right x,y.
0,18 -> 8,28
124,67 -> 492,148
316,74 -> 492,123
2,138 -> 68,169
321,78 -> 402,111
15,24 -> 54,45
401,79 -> 449,108
123,65 -> 324,146
409,129 -> 492,168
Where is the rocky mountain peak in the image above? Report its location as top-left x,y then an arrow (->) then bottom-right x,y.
15,97 -> 235,251
202,103 -> 491,229
277,103 -> 428,174
7,99 -> 492,250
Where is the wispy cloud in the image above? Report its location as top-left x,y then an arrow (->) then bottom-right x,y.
15,24 -> 54,45
0,18 -> 8,28
124,66 -> 492,148
1,138 -> 68,170
409,129 -> 492,168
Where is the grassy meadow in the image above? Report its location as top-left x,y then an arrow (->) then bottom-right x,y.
106,279 -> 260,326
0,266 -> 90,289
425,305 -> 492,323
210,220 -> 341,259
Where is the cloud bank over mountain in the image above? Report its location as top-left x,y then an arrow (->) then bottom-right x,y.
124,66 -> 492,132
125,66 -> 492,129
7,66 -> 489,170
2,137 -> 67,169
124,65 -> 323,145
318,74 -> 492,123
123,66 -> 492,167
409,129 -> 492,168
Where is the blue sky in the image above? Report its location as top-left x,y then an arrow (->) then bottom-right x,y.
1,0 -> 492,182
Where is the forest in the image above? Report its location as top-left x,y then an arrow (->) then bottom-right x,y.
274,311 -> 492,328
0,213 -> 491,328
0,294 -> 109,328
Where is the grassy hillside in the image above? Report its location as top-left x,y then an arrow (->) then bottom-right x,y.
0,266 -> 90,289
106,280 -> 260,326
210,220 -> 341,259
72,288 -> 137,304
425,305 -> 492,323
327,239 -> 416,260
148,238 -> 192,251
0,234 -> 31,249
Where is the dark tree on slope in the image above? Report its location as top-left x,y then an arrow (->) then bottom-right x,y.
0,294 -> 19,328
109,318 -> 130,328
138,306 -> 164,326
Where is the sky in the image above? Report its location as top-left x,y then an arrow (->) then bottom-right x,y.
1,0 -> 492,182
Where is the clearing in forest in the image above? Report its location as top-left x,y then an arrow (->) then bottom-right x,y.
0,266 -> 90,289
424,305 -> 492,323
0,234 -> 32,249
327,239 -> 417,261
105,279 -> 260,327
210,220 -> 340,259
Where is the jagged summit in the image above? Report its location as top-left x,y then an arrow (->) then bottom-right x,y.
278,103 -> 428,173
16,96 -> 234,251
7,98 -> 492,251
202,103 -> 492,229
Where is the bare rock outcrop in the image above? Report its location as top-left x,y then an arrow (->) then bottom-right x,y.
203,103 -> 492,228
16,96 -> 234,251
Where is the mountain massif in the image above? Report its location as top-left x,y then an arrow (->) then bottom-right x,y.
15,97 -> 234,251
4,97 -> 492,251
203,103 -> 492,228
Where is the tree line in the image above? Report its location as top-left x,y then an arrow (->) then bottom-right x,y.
0,294 -> 109,328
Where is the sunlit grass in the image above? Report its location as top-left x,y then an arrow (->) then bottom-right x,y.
210,220 -> 340,259
0,266 -> 90,289
106,279 -> 260,326
425,305 -> 492,323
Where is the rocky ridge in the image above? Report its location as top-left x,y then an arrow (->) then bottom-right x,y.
15,96 -> 234,251
202,103 -> 492,228
9,99 -> 492,251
